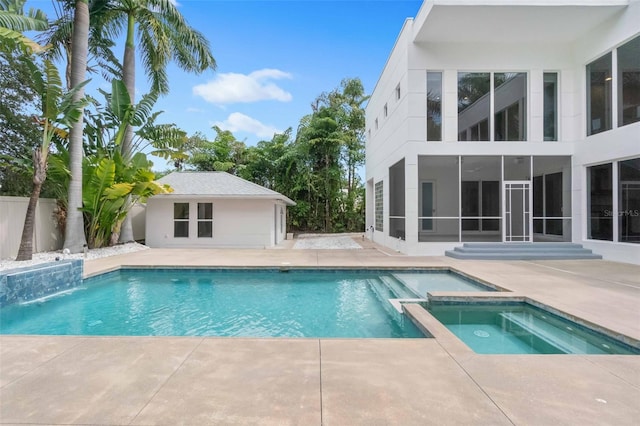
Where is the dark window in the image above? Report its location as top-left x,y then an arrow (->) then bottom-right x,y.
174,203 -> 189,238
619,158 -> 640,244
427,72 -> 442,141
543,73 -> 558,141
197,202 -> 213,238
544,172 -> 563,235
587,53 -> 612,135
618,36 -> 640,127
588,164 -> 613,241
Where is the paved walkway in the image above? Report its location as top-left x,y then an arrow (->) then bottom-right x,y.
1,238 -> 639,425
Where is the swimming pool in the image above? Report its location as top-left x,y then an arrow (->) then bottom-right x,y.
424,301 -> 640,355
1,268 -> 488,338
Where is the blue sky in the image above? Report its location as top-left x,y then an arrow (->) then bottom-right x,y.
29,0 -> 422,163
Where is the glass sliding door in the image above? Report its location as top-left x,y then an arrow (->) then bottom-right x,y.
587,163 -> 613,241
619,158 -> 640,244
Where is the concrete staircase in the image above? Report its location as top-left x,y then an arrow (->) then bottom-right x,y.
445,242 -> 602,260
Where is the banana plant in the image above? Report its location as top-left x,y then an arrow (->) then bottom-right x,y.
81,151 -> 172,248
15,59 -> 89,260
81,80 -> 181,248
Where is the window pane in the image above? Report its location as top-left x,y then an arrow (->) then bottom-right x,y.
588,163 -> 613,241
174,221 -> 189,238
619,158 -> 640,244
587,53 -> 612,135
198,202 -> 212,219
427,72 -> 442,141
543,73 -> 558,141
458,72 -> 490,141
494,73 -> 527,141
174,203 -> 189,219
618,36 -> 640,127
198,221 -> 212,238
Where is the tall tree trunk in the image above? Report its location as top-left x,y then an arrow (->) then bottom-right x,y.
119,13 -> 136,243
63,0 -> 89,253
16,149 -> 46,261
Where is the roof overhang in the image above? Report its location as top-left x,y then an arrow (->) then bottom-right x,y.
153,193 -> 296,206
413,0 -> 629,44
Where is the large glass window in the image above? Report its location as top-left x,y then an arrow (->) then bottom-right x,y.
618,36 -> 640,127
174,203 -> 189,238
494,73 -> 527,141
197,202 -> 213,238
427,72 -> 442,141
543,73 -> 558,141
375,181 -> 383,231
587,164 -> 613,241
587,53 -> 612,136
619,158 -> 640,244
458,72 -> 490,141
458,72 -> 527,141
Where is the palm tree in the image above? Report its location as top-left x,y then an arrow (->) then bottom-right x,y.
103,0 -> 216,158
100,0 -> 216,241
63,0 -> 90,254
0,0 -> 48,50
16,60 -> 88,260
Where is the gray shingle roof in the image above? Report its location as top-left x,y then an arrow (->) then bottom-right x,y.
155,172 -> 295,205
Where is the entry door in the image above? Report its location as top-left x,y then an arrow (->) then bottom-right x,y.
503,181 -> 532,242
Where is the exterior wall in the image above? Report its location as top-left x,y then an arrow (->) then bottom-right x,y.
0,197 -> 62,259
130,203 -> 146,241
145,197 -> 283,248
365,1 -> 640,263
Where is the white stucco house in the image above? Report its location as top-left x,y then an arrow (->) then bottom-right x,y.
145,172 -> 295,248
365,0 -> 639,264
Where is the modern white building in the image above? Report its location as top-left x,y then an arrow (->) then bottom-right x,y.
146,172 -> 295,249
365,0 -> 640,264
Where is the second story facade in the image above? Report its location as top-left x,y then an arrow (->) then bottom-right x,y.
365,0 -> 640,263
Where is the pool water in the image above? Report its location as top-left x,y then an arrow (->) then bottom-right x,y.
0,269 -> 430,338
426,302 -> 639,355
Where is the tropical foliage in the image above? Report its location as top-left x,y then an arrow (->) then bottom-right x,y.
182,77 -> 368,233
15,59 -> 89,260
3,1 -> 368,258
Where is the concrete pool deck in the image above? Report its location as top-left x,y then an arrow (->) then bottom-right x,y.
1,239 -> 639,425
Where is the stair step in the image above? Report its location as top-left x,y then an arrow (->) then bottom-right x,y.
454,246 -> 594,254
445,250 -> 602,260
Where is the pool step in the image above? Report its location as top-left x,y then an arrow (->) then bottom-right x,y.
445,243 -> 602,260
379,275 -> 420,298
499,312 -> 604,354
366,278 -> 403,322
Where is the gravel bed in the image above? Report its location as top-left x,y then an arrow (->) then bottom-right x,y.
0,242 -> 149,272
293,234 -> 362,249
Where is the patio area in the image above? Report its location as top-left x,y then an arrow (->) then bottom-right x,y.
1,237 -> 639,425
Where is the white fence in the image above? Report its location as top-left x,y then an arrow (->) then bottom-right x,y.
0,197 -> 148,259
0,196 -> 62,259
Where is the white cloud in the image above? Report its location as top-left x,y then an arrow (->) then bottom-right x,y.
193,69 -> 293,104
213,112 -> 282,139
